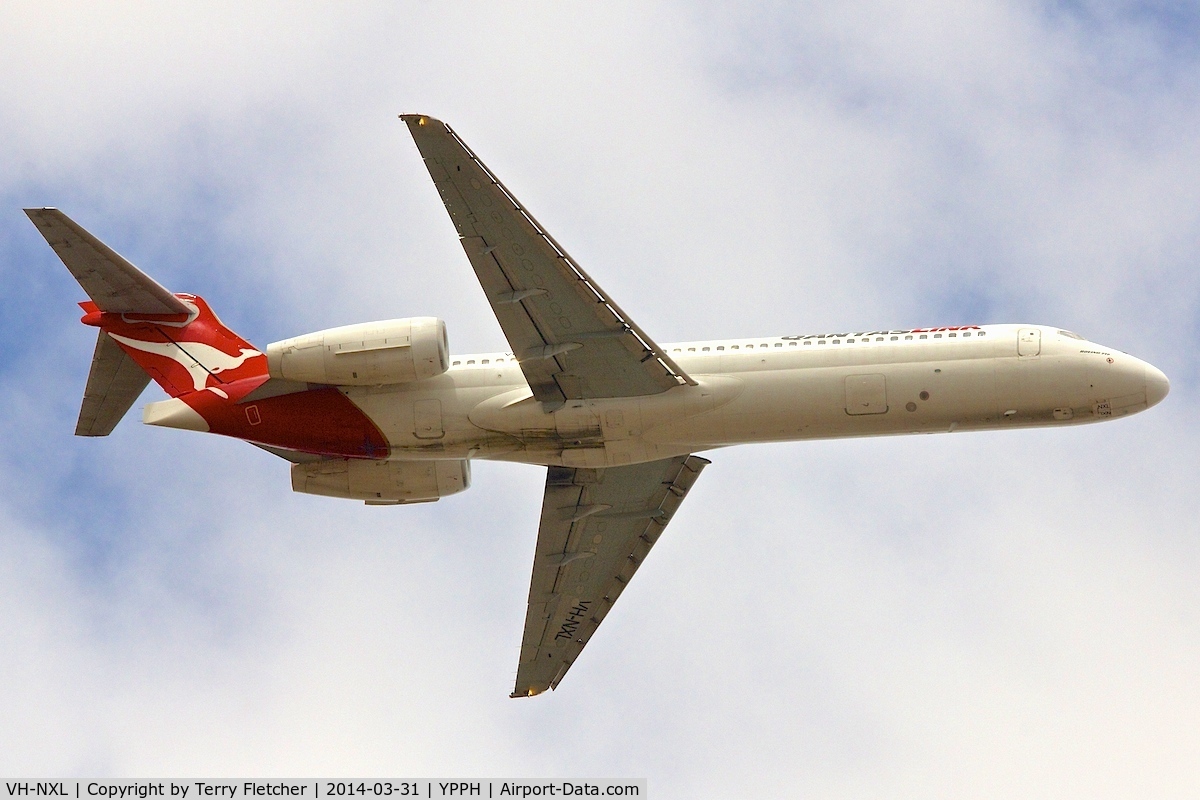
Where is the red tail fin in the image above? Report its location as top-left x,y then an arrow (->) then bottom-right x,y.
85,294 -> 268,399
28,208 -> 269,431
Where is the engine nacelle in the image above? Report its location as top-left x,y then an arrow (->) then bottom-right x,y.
267,317 -> 448,385
291,458 -> 471,505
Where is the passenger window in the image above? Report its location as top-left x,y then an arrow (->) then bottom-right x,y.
833,340 -> 841,344
847,338 -> 855,343
962,332 -> 971,337
804,341 -> 812,345
774,342 -> 782,348
482,359 -> 490,364
978,331 -> 986,337
688,347 -> 696,352
919,335 -> 927,340
905,335 -> 913,340
760,343 -> 768,348
948,333 -> 956,338
717,346 -> 725,351
933,334 -> 941,339
818,340 -> 826,345
890,336 -> 898,341
731,345 -> 739,350
789,341 -> 797,346
467,360 -> 476,364
452,360 -> 461,366
702,347 -> 710,352
673,348 -> 681,353
876,337 -> 884,341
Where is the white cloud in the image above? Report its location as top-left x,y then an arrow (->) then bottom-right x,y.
1,1 -> 1198,795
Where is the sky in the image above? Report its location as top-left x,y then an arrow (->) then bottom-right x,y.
1,1 -> 1198,795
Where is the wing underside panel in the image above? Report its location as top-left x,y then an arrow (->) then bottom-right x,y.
401,114 -> 693,405
513,454 -> 710,697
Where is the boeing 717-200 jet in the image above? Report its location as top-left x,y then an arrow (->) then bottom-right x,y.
27,114 -> 1169,697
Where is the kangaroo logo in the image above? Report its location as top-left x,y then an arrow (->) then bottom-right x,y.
108,332 -> 262,392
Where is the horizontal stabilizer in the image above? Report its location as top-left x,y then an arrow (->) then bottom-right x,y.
76,331 -> 152,436
24,208 -> 190,315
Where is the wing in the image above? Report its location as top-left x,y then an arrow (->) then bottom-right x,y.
25,208 -> 190,315
75,331 -> 152,436
513,454 -> 710,697
401,114 -> 694,408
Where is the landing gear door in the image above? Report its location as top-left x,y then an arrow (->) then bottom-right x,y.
1017,328 -> 1041,357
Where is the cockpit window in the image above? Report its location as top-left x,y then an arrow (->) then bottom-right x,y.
1058,330 -> 1085,340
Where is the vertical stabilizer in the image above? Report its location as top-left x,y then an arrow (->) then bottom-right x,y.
27,208 -> 268,433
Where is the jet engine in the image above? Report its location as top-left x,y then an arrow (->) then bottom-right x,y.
267,317 -> 448,385
291,458 -> 471,504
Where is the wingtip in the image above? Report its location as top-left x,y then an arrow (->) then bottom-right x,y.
399,113 -> 445,129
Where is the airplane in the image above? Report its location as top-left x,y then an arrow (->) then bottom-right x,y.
26,114 -> 1170,698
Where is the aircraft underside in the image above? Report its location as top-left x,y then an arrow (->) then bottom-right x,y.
27,114 -> 1168,697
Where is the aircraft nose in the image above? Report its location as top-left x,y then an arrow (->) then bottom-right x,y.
1145,364 -> 1170,408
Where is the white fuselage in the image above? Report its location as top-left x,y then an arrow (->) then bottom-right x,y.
344,324 -> 1169,468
